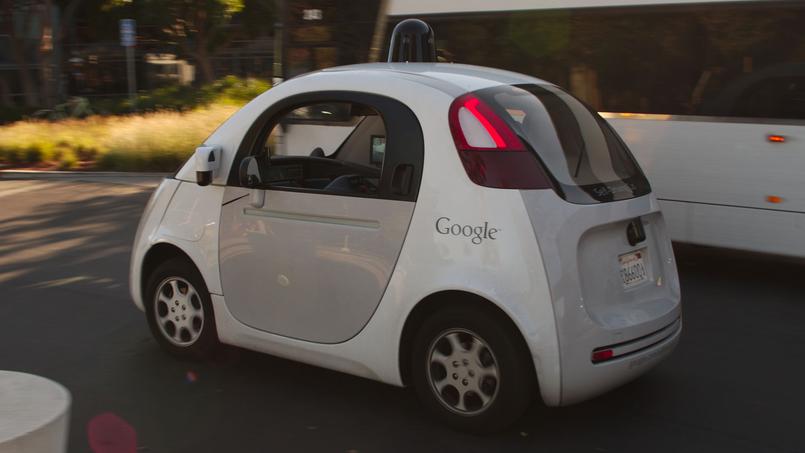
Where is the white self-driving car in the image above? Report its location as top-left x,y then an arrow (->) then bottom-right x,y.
130,62 -> 681,432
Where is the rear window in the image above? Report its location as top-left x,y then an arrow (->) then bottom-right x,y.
477,84 -> 651,204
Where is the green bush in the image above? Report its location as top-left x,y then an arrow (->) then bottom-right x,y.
58,150 -> 78,169
133,84 -> 206,112
92,76 -> 270,115
0,94 -> 241,171
74,145 -> 99,161
96,151 -> 136,171
0,148 -> 20,163
0,76 -> 270,122
0,106 -> 38,125
96,150 -> 176,172
203,76 -> 271,105
24,146 -> 43,163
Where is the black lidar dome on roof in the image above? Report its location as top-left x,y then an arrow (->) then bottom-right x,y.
387,19 -> 436,63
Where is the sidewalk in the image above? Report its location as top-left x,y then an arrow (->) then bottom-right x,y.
0,170 -> 171,188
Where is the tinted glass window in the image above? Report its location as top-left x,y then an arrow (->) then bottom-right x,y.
284,0 -> 381,78
412,1 -> 805,120
260,102 -> 386,196
728,77 -> 805,120
478,84 -> 650,203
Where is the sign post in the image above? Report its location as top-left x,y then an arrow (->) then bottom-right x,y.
120,19 -> 137,109
272,0 -> 285,86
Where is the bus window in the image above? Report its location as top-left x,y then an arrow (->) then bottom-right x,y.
409,1 -> 805,121
732,77 -> 805,120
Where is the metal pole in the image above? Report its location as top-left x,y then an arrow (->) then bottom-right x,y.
368,0 -> 389,63
126,44 -> 136,109
272,0 -> 285,85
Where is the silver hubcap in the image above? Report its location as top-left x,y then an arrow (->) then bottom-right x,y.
427,329 -> 499,415
154,277 -> 204,347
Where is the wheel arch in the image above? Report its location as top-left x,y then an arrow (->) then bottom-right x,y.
398,290 -> 538,388
141,242 -> 199,300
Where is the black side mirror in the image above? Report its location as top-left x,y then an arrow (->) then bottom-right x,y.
239,156 -> 268,188
194,145 -> 221,186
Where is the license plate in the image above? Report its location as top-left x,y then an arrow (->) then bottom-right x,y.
619,249 -> 648,289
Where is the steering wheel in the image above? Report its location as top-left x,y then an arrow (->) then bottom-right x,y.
325,174 -> 378,194
356,175 -> 378,194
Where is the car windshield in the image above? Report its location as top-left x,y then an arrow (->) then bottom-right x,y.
477,84 -> 651,204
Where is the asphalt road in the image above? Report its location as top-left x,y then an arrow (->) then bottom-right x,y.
0,176 -> 803,453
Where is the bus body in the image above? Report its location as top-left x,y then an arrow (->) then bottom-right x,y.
387,0 -> 805,257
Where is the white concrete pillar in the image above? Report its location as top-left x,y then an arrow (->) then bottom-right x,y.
0,371 -> 71,453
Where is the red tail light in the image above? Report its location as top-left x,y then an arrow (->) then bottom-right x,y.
591,349 -> 614,363
448,93 -> 551,189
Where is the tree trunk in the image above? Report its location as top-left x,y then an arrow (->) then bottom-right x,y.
40,0 -> 54,108
0,77 -> 13,108
4,1 -> 39,107
195,44 -> 215,83
193,8 -> 214,84
55,0 -> 84,103
11,42 -> 39,107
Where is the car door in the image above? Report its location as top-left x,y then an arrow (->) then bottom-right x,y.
218,92 -> 423,343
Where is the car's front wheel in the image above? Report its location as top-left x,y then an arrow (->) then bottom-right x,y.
144,257 -> 219,358
411,306 -> 536,433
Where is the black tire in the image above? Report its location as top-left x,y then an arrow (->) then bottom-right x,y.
411,306 -> 536,433
144,257 -> 219,359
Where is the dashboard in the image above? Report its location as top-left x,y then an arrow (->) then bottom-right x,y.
264,156 -> 380,194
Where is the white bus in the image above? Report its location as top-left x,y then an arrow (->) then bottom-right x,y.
386,0 -> 805,258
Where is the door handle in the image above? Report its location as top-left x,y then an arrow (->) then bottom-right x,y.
249,189 -> 265,208
391,164 -> 414,196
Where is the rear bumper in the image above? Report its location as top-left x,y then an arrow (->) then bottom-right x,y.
560,317 -> 682,406
520,190 -> 682,407
592,317 -> 680,363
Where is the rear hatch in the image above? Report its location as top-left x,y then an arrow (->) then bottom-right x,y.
468,84 -> 681,372
477,83 -> 651,204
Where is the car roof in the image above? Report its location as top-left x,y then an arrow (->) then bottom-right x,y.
317,62 -> 553,96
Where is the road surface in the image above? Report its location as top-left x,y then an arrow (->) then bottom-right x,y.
0,175 -> 802,452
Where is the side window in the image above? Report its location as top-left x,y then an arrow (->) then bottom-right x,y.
732,77 -> 805,120
232,92 -> 424,201
260,102 -> 387,196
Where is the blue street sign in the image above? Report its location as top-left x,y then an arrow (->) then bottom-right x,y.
120,19 -> 136,47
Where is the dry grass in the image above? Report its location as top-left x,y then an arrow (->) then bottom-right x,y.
0,104 -> 239,171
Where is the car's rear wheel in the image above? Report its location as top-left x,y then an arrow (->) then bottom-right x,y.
144,257 -> 219,358
411,306 -> 535,433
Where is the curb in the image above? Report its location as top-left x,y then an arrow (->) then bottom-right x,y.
0,170 -> 171,187
0,169 -> 171,177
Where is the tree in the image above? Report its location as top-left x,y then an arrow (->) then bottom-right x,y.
2,0 -> 40,106
1,0 -> 84,107
108,0 -> 252,84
